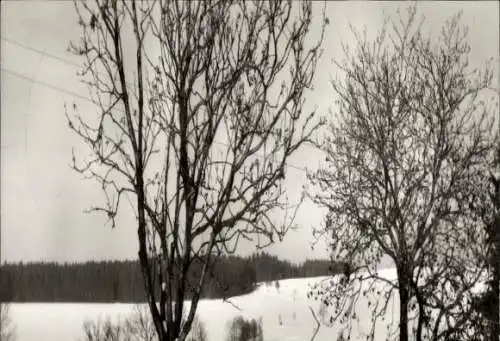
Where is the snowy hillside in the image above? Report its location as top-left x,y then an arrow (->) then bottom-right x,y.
10,269 -> 403,341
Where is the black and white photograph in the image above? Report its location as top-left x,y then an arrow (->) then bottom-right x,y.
1,1 -> 499,341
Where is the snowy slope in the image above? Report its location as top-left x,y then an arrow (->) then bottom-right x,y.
10,270 -> 402,341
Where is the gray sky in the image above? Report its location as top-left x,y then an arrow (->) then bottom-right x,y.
1,1 -> 499,263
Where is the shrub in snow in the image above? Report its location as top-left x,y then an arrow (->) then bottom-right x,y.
81,304 -> 157,341
186,316 -> 208,341
226,316 -> 263,341
123,305 -> 157,341
81,317 -> 123,341
81,305 -> 208,341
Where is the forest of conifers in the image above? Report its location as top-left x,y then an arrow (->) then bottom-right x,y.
0,252 -> 339,302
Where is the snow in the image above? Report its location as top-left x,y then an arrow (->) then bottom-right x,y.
8,268 -> 465,341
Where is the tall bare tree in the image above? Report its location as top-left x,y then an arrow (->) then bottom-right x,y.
67,1 -> 325,341
307,7 -> 497,341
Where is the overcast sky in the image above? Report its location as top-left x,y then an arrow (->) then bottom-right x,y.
1,1 -> 499,264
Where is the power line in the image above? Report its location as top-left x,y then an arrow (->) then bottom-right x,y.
1,35 -> 138,93
2,36 -> 313,172
2,65 -> 310,173
1,36 -> 80,68
2,67 -> 96,104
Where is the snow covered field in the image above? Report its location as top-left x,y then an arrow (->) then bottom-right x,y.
10,270 -> 401,341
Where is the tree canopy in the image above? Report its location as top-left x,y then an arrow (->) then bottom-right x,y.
308,7 -> 498,341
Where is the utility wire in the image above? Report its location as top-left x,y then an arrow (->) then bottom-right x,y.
2,36 -> 80,68
2,67 -> 97,105
2,36 -> 312,173
1,35 -> 138,93
1,66 -> 137,210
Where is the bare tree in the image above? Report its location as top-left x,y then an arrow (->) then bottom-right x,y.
307,7 -> 497,341
81,305 -> 208,341
124,305 -> 157,341
82,317 -> 123,341
186,315 -> 208,341
67,1 -> 325,341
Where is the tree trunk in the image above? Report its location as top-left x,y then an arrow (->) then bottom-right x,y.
492,272 -> 500,341
398,268 -> 410,341
414,285 -> 425,341
400,287 -> 409,341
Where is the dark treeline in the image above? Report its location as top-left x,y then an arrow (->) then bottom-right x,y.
0,252 -> 341,303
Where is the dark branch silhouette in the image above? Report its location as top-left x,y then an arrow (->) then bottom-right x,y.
307,6 -> 497,341
67,1 -> 326,340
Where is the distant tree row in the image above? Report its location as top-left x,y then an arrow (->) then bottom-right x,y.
0,252 -> 338,302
